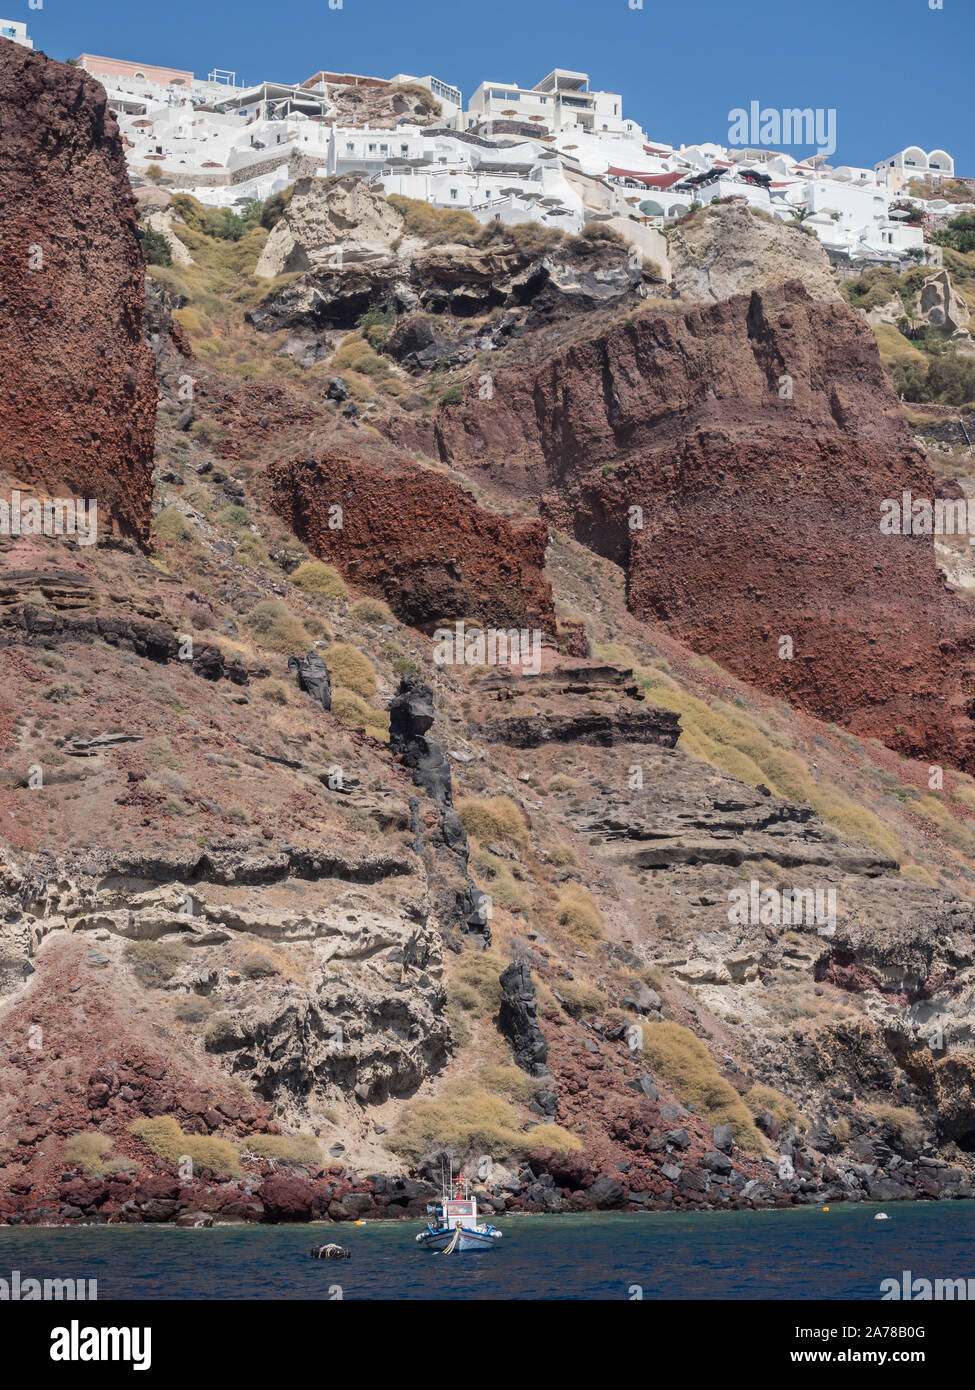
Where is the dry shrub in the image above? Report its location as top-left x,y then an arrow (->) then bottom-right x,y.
350,597 -> 394,624
743,1083 -> 808,1134
450,949 -> 508,1018
390,1079 -> 579,1162
129,1116 -> 241,1176
526,1123 -> 583,1155
554,885 -> 604,946
557,976 -> 605,1018
478,1063 -> 540,1103
292,561 -> 347,598
325,643 -> 377,698
63,1132 -> 131,1177
456,795 -> 529,847
330,687 -> 389,741
244,599 -> 311,654
866,1103 -> 927,1152
243,1133 -> 322,1165
639,1023 -> 765,1152
154,507 -> 194,542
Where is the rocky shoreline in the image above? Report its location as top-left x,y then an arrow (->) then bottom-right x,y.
8,1134 -> 975,1227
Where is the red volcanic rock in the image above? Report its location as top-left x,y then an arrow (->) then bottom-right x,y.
0,42 -> 156,539
257,1174 -> 323,1222
267,450 -> 556,632
436,282 -> 975,771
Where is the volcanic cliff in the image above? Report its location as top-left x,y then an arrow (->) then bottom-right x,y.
0,39 -> 156,539
435,282 -> 975,771
7,46 -> 975,1227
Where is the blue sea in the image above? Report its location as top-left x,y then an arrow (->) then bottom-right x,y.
2,1202 -> 974,1300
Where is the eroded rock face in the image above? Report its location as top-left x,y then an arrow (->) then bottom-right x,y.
255,175 -> 407,279
669,201 -> 841,304
388,676 -> 491,945
436,281 -> 975,772
919,269 -> 972,339
0,844 -> 448,1122
0,42 -> 156,539
267,450 -> 556,632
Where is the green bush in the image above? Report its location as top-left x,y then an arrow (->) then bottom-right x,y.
933,213 -> 975,255
142,225 -> 172,267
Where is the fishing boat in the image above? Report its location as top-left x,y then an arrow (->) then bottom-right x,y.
415,1167 -> 502,1254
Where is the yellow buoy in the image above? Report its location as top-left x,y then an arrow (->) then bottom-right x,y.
822,1206 -> 830,1212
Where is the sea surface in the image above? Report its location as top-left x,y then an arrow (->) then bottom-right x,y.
2,1202 -> 974,1300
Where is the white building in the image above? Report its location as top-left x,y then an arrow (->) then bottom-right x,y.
0,18 -> 32,47
875,146 -> 954,189
467,69 -> 640,141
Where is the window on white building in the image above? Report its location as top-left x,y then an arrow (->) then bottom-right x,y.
450,188 -> 457,199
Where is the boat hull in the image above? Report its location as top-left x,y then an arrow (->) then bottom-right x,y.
416,1226 -> 501,1253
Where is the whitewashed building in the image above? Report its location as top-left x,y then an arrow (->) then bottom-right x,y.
875,146 -> 955,190
0,17 -> 32,47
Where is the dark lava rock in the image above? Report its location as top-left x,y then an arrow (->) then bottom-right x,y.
586,1176 -> 627,1210
287,649 -> 332,710
498,960 -> 549,1076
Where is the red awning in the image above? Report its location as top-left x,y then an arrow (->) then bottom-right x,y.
607,168 -> 682,188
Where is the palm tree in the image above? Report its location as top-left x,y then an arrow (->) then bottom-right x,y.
789,207 -> 811,223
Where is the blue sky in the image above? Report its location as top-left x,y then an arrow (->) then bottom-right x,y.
18,0 -> 975,175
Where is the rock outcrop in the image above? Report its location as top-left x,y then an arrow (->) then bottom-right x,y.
389,676 -> 491,944
267,450 -> 556,631
436,281 -> 975,772
498,961 -> 550,1077
919,268 -> 972,340
256,175 -> 408,279
288,650 -> 332,709
247,191 -> 649,336
0,42 -> 156,539
669,201 -> 841,304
